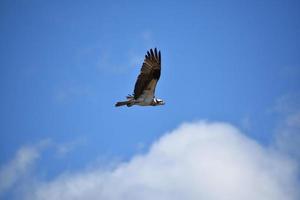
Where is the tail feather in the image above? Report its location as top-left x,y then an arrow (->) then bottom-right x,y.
115,100 -> 130,107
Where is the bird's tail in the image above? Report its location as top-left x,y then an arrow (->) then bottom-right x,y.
115,100 -> 131,107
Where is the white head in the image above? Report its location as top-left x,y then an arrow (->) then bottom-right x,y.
153,98 -> 165,106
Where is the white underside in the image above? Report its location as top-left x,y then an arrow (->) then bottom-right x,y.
133,79 -> 157,106
135,96 -> 154,106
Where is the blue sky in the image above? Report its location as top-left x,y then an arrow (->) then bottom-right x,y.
0,1 -> 300,199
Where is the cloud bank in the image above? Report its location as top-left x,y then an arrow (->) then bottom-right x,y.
0,140 -> 50,195
6,121 -> 296,200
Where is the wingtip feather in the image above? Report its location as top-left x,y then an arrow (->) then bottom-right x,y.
150,49 -> 154,58
159,50 -> 161,63
145,48 -> 161,63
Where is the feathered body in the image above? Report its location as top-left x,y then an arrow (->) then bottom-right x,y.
115,48 -> 165,107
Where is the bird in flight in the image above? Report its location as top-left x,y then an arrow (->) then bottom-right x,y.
115,48 -> 165,107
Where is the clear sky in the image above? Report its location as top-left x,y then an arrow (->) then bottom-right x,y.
0,1 -> 300,199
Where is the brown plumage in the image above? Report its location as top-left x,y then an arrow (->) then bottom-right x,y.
115,48 -> 163,107
133,48 -> 161,99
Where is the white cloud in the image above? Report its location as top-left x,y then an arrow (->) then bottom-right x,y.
23,121 -> 299,200
0,138 -> 89,198
0,139 -> 50,195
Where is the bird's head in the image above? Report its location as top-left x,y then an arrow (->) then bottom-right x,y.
154,98 -> 165,106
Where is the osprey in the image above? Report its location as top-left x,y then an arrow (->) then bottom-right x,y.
115,48 -> 165,107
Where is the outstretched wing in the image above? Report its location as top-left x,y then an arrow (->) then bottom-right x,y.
133,48 -> 161,99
